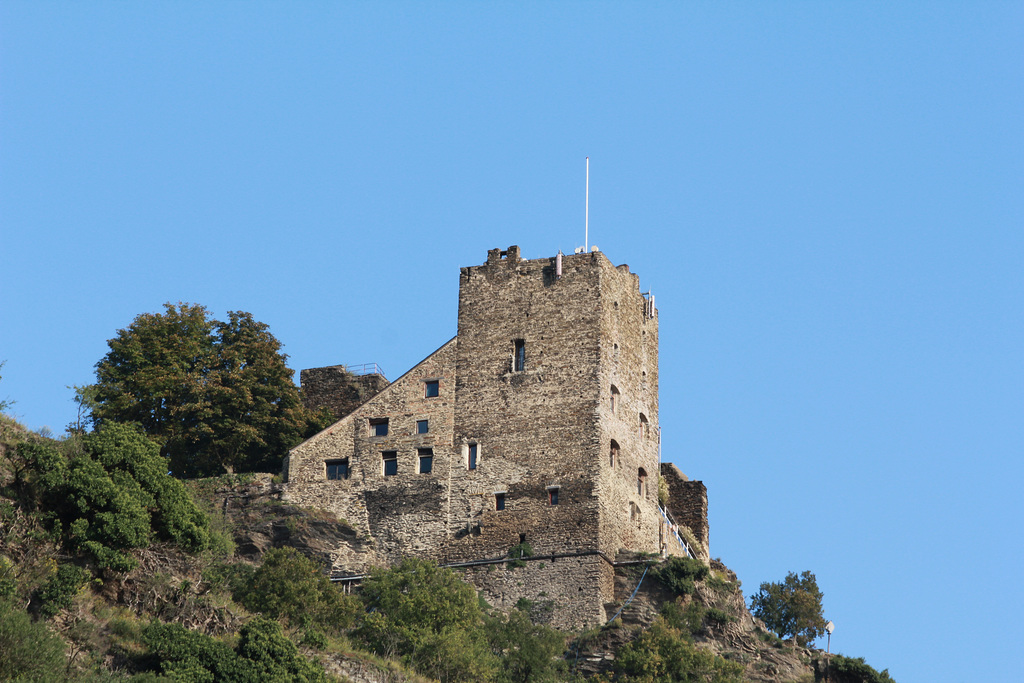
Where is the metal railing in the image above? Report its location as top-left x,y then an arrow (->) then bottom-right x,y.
342,362 -> 386,378
659,505 -> 695,559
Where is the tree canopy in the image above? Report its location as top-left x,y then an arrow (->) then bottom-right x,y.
749,570 -> 827,646
91,303 -> 329,477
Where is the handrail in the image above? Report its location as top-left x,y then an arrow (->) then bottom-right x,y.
659,505 -> 695,559
341,362 -> 387,378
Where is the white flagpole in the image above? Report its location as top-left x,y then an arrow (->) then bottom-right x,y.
585,157 -> 590,251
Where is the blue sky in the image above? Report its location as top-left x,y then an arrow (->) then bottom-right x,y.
1,3 -> 1021,681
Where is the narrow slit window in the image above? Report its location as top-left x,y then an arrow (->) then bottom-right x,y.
382,451 -> 398,476
326,459 -> 349,480
495,492 -> 505,510
610,385 -> 620,414
418,448 -> 433,474
610,440 -> 619,468
639,413 -> 649,440
638,468 -> 648,498
513,339 -> 526,372
548,487 -> 560,506
416,419 -> 429,434
370,418 -> 389,437
424,380 -> 439,398
468,443 -> 478,470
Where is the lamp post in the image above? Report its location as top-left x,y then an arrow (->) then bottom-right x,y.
824,621 -> 835,682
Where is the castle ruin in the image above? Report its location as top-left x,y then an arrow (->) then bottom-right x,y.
285,246 -> 708,629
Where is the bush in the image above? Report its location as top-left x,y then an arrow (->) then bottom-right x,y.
0,599 -> 66,681
486,608 -> 566,683
614,617 -> 744,682
231,547 -> 358,633
652,556 -> 709,596
507,542 -> 533,569
35,562 -> 88,618
827,654 -> 896,683
355,557 -> 496,682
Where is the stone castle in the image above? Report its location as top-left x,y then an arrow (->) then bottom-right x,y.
285,246 -> 708,628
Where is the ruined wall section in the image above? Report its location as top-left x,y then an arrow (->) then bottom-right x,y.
450,247 -> 604,563
660,462 -> 709,561
594,259 -> 662,558
285,338 -> 458,573
300,366 -> 390,421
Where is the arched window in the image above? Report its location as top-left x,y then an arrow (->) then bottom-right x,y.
610,440 -> 620,468
610,385 -> 620,414
637,467 -> 648,498
639,413 -> 649,439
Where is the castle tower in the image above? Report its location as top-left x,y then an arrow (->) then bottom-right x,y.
285,246 -> 693,629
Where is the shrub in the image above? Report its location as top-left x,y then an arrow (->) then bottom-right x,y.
652,556 -> 709,596
827,654 -> 896,683
614,617 -> 744,682
35,562 -> 88,618
507,542 -> 533,569
231,547 -> 358,633
0,599 -> 66,681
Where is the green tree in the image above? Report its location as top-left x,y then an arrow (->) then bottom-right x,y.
91,303 -> 328,477
355,557 -> 497,682
19,422 -> 208,572
749,570 -> 827,646
232,547 -> 359,634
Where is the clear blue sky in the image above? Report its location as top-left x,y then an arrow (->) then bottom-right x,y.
2,3 -> 1021,681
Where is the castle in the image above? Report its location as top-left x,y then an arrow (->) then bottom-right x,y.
285,246 -> 708,629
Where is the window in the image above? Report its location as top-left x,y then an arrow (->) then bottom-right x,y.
416,419 -> 429,434
611,385 -> 620,414
638,468 -> 648,498
548,487 -> 560,505
610,440 -> 620,468
424,380 -> 439,398
513,339 -> 525,372
639,413 -> 649,440
418,448 -> 433,474
326,459 -> 349,480
382,451 -> 397,476
370,418 -> 389,437
495,492 -> 505,510
468,443 -> 478,470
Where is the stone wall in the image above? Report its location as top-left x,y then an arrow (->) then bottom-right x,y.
300,366 -> 390,421
660,463 -> 709,560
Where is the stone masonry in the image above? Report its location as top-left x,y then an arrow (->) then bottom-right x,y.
285,246 -> 709,629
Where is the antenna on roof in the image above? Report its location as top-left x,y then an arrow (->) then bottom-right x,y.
585,156 -> 590,252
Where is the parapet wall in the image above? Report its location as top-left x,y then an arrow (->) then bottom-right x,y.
660,463 -> 709,561
300,366 -> 390,421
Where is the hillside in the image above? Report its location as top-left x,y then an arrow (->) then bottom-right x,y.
0,415 -> 892,682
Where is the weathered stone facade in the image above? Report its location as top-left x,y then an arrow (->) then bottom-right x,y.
285,246 -> 708,629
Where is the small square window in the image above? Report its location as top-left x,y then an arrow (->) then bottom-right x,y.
326,459 -> 349,480
370,418 -> 388,437
548,488 -> 559,506
382,451 -> 397,476
424,380 -> 439,398
468,444 -> 478,470
495,492 -> 505,510
418,448 -> 433,474
416,419 -> 429,434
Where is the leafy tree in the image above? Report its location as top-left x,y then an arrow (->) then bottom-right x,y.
91,303 -> 329,477
232,547 -> 359,634
827,654 -> 896,683
0,598 -> 66,681
18,422 -> 208,572
749,570 -> 827,646
486,608 -> 567,683
355,557 -> 497,682
614,617 -> 744,682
